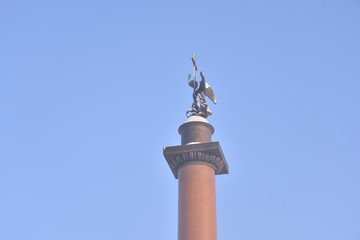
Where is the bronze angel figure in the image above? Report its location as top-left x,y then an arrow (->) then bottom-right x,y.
186,54 -> 217,118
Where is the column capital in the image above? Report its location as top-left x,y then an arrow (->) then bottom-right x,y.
163,142 -> 229,179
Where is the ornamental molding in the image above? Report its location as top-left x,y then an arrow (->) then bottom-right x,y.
163,142 -> 228,179
169,150 -> 224,174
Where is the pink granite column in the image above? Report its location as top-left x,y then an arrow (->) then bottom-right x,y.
178,164 -> 217,240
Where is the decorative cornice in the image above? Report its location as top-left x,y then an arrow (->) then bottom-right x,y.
163,142 -> 229,179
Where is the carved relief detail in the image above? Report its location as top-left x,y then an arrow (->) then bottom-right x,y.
169,151 -> 224,174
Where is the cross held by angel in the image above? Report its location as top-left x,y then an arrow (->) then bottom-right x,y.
186,54 -> 217,118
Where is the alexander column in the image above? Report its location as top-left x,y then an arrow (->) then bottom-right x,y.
163,55 -> 229,240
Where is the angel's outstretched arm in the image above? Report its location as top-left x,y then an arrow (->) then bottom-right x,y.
188,74 -> 195,88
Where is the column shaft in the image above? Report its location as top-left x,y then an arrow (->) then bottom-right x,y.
178,164 -> 217,240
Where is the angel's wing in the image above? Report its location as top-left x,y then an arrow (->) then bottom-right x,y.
200,72 -> 217,104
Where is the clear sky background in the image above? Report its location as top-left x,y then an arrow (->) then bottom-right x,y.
1,1 -> 360,239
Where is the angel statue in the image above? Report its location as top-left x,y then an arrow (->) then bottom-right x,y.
186,54 -> 217,118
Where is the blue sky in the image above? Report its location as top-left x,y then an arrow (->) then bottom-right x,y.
1,1 -> 360,239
